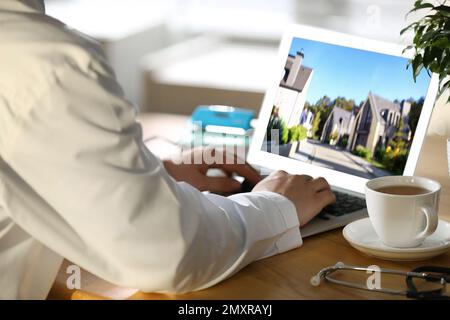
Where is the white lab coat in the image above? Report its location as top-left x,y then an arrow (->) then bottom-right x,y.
0,0 -> 302,299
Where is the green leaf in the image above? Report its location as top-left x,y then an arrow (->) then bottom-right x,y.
412,55 -> 424,81
421,29 -> 439,42
441,53 -> 450,71
432,36 -> 450,49
422,47 -> 433,66
413,25 -> 426,44
435,9 -> 450,18
434,5 -> 450,14
400,24 -> 413,35
402,45 -> 414,54
403,1 -> 450,92
438,78 -> 450,97
429,60 -> 440,73
442,78 -> 450,89
409,2 -> 435,13
444,20 -> 450,30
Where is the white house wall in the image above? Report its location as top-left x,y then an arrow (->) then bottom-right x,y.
273,71 -> 314,128
288,70 -> 314,127
274,87 -> 300,125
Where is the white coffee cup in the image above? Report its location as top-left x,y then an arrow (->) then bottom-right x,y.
365,176 -> 440,248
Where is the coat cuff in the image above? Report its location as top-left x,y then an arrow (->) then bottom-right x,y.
254,191 -> 303,257
229,191 -> 303,258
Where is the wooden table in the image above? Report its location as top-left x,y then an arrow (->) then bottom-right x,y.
47,113 -> 450,300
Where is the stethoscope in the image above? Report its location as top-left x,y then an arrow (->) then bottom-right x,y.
311,262 -> 450,299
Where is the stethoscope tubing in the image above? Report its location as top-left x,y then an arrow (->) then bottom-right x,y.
311,262 -> 450,299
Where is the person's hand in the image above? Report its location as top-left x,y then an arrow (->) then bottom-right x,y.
253,170 -> 336,227
163,147 -> 261,195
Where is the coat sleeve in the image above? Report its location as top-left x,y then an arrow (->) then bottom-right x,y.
1,61 -> 302,293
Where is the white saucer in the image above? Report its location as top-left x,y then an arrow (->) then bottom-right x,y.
343,218 -> 450,261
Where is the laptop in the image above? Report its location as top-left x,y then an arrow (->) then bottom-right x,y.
246,24 -> 440,238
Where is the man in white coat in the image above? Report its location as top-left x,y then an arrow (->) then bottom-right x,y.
0,0 -> 336,299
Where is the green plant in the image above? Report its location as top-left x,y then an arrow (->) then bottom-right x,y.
353,145 -> 371,159
401,0 -> 450,101
288,125 -> 308,142
266,106 -> 288,144
338,135 -> 349,148
374,146 -> 385,162
382,141 -> 408,174
280,120 -> 289,144
311,111 -> 321,139
299,125 -> 307,141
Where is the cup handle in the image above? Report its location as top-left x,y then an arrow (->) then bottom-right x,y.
416,204 -> 439,239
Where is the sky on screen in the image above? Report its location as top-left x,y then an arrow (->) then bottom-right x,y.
288,37 -> 431,105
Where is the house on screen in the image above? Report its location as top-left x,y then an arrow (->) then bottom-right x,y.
273,51 -> 314,127
320,107 -> 355,145
347,92 -> 412,156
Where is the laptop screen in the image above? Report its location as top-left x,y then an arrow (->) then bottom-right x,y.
261,36 -> 432,180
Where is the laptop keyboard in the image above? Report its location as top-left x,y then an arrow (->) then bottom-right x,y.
317,190 -> 366,220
